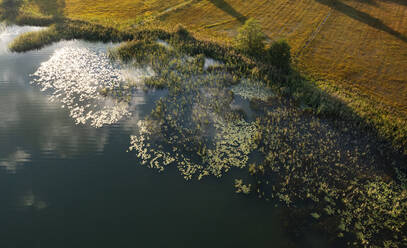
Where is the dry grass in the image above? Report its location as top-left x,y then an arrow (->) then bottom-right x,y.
51,0 -> 407,115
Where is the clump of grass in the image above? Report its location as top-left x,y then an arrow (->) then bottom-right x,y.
8,25 -> 59,52
8,19 -> 134,52
109,39 -> 170,63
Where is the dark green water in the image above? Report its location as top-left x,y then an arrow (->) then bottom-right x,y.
0,26 -> 306,248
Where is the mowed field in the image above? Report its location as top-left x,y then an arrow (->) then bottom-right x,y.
18,0 -> 407,115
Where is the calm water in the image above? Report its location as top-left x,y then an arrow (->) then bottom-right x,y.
0,26 -> 329,248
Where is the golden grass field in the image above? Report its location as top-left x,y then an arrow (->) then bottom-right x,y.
33,0 -> 404,117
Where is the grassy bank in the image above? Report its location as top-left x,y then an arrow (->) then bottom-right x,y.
8,19 -> 134,52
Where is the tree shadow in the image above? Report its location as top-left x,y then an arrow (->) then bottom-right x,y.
33,0 -> 65,19
316,0 -> 407,42
208,0 -> 247,23
0,0 -> 23,20
355,0 -> 378,6
383,0 -> 407,6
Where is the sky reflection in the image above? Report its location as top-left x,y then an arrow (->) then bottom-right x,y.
0,148 -> 31,173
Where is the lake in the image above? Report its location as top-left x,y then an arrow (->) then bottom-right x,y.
0,25 -> 313,248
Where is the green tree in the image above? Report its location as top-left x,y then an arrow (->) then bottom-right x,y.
235,18 -> 266,56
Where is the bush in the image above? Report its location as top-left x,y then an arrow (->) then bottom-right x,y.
267,40 -> 291,73
234,18 -> 266,56
174,24 -> 190,40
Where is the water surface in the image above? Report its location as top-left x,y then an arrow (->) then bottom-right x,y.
0,26 -> 296,248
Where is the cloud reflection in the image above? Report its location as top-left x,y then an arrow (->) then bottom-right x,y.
21,190 -> 47,210
31,45 -> 154,128
0,148 -> 31,173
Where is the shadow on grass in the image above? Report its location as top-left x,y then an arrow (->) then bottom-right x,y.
0,0 -> 23,21
33,0 -> 65,19
384,0 -> 407,6
356,0 -> 378,6
316,0 -> 407,42
208,0 -> 247,23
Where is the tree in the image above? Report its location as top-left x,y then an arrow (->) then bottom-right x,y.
235,18 -> 266,56
267,40 -> 291,73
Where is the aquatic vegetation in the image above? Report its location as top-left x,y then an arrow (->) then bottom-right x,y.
234,179 -> 251,194
338,177 -> 407,246
121,40 -> 262,180
116,38 -> 406,246
249,104 -> 407,247
231,78 -> 274,101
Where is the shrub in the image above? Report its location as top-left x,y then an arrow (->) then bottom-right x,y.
174,24 -> 190,40
234,18 -> 266,56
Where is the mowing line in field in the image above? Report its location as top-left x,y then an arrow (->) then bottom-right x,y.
295,9 -> 332,58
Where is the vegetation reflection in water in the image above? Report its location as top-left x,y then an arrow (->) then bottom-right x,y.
28,31 -> 407,247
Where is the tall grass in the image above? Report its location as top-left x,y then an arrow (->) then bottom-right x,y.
9,25 -> 59,51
